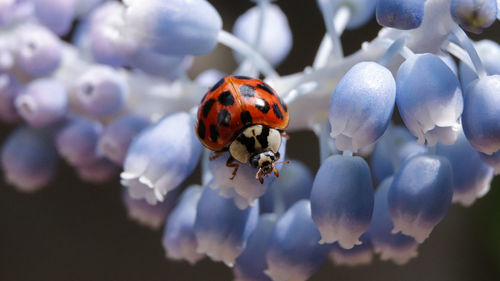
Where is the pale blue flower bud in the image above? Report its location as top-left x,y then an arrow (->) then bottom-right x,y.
376,0 -> 426,29
317,0 -> 376,29
0,74 -> 22,123
123,187 -> 179,230
436,129 -> 494,206
97,114 -> 150,166
233,4 -> 292,66
121,112 -> 201,205
126,47 -> 193,79
396,53 -> 463,146
55,117 -> 102,167
32,0 -> 76,35
368,177 -> 419,265
1,127 -> 58,192
462,75 -> 500,155
388,154 -> 453,243
15,24 -> 62,77
329,62 -> 395,152
260,160 -> 313,213
76,158 -> 119,184
371,125 -> 427,184
163,186 -> 204,264
233,214 -> 277,281
311,154 -> 374,248
194,186 -> 259,266
265,200 -> 331,281
450,0 -> 497,34
123,0 -> 222,56
15,79 -> 68,128
74,65 -> 128,117
195,69 -> 225,89
480,151 -> 500,174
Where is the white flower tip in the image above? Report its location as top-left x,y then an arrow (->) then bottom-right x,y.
138,175 -> 154,188
120,171 -> 138,180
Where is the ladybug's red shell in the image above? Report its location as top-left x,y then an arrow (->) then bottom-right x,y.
196,75 -> 289,151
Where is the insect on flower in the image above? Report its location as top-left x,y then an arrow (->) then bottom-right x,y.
196,75 -> 289,184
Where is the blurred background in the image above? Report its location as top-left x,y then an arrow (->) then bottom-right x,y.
1,0 -> 500,280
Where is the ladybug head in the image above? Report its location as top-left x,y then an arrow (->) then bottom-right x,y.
250,151 -> 283,184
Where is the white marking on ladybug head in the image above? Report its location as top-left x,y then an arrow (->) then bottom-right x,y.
229,125 -> 282,177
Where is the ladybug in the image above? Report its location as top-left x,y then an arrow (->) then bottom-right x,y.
196,75 -> 289,184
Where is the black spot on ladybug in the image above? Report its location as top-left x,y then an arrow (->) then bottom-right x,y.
202,99 -> 216,117
197,120 -> 206,139
279,96 -> 288,112
234,75 -> 252,80
255,98 -> 270,113
256,126 -> 270,148
257,83 -> 275,96
236,133 -> 256,153
240,111 -> 253,125
217,109 -> 231,127
240,85 -> 256,97
272,103 -> 283,120
209,124 -> 219,142
218,91 -> 234,106
210,77 -> 225,92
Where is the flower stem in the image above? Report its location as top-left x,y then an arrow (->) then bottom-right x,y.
441,41 -> 475,72
314,4 -> 350,68
378,37 -> 408,66
218,30 -> 279,79
450,26 -> 487,79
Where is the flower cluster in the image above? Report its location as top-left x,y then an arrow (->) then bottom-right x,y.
0,0 -> 500,280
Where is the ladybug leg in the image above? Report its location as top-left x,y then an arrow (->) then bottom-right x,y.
209,151 -> 224,161
256,169 -> 265,184
280,131 -> 290,140
273,167 -> 280,178
226,156 -> 239,180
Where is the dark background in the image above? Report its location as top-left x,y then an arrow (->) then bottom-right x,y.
1,1 -> 500,280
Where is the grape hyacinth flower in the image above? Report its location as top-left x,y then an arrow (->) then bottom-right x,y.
329,61 -> 395,152
233,213 -> 277,281
388,154 -> 453,243
32,0 -> 76,36
233,4 -> 292,67
123,187 -> 179,230
376,0 -> 426,30
15,24 -> 63,77
260,160 -> 313,213
15,78 -> 68,128
122,0 -> 223,56
436,129 -> 494,206
1,0 -> 500,278
450,0 -> 498,33
265,200 -> 331,281
310,154 -> 374,248
0,74 -> 22,123
462,75 -> 500,155
194,185 -> 259,266
97,114 -> 150,166
121,112 -> 201,205
370,125 -> 428,184
368,177 -> 419,265
163,185 -> 204,264
396,53 -> 463,146
55,117 -> 102,167
1,127 -> 58,192
73,65 -> 128,117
